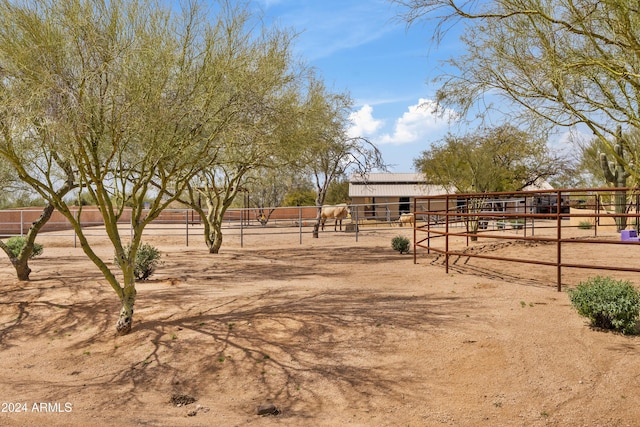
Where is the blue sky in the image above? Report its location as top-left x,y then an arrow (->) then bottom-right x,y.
255,0 -> 463,172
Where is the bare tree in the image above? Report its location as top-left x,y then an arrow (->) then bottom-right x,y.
295,77 -> 386,237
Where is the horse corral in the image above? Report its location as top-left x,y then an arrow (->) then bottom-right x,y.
0,228 -> 640,426
2,196 -> 640,426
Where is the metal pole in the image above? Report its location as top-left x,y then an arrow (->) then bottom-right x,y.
524,197 -> 528,238
20,209 -> 24,237
355,206 -> 359,242
557,191 -> 562,292
412,198 -> 416,264
185,210 -> 189,247
464,196 -> 469,246
427,198 -> 432,254
592,192 -> 597,238
240,208 -> 244,248
636,193 -> 640,233
445,194 -> 449,274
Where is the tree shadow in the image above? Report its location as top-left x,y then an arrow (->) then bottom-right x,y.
0,243 -> 483,420
99,288 -> 467,417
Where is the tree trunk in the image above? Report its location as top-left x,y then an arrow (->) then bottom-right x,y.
312,205 -> 322,238
205,219 -> 223,254
116,282 -> 137,335
209,230 -> 223,254
14,261 -> 31,281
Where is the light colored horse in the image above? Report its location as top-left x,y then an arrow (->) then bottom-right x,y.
398,212 -> 414,227
321,204 -> 350,231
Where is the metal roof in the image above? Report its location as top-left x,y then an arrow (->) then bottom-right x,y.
349,173 -> 449,197
349,172 -> 425,184
522,180 -> 554,191
349,183 -> 449,198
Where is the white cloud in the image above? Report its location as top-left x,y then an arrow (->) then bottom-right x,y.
348,104 -> 384,138
378,99 -> 459,145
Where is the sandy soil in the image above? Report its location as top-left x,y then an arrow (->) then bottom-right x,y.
1,225 -> 640,427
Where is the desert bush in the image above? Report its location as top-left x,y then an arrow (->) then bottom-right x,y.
116,243 -> 162,281
568,276 -> 640,334
391,235 -> 411,254
578,221 -> 593,230
5,236 -> 43,258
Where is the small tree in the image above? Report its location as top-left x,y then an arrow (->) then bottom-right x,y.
282,176 -> 316,207
0,158 -> 74,281
171,22 -> 301,254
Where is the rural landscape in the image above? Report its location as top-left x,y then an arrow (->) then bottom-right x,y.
2,226 -> 640,426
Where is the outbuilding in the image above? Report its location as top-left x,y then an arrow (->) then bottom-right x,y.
348,173 -> 449,222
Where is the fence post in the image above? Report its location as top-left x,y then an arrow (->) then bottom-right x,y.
445,194 -> 450,274
636,193 -> 640,233
20,209 -> 24,237
413,198 -> 417,264
556,191 -> 562,292
354,206 -> 359,242
240,209 -> 244,248
523,197 -> 528,238
299,207 -> 302,245
185,210 -> 189,247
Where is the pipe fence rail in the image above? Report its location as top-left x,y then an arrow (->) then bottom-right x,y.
0,202 -> 422,248
413,187 -> 640,291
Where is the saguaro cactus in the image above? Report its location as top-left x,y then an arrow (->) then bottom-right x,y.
600,126 -> 631,231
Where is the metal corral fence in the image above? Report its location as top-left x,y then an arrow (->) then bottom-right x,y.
413,187 -> 640,291
0,202 -> 420,247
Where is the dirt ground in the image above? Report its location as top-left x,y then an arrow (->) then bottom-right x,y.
1,225 -> 640,427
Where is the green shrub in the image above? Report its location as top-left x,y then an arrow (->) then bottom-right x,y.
5,236 -> 43,258
578,221 -> 593,230
391,235 -> 411,254
116,243 -> 162,281
568,276 -> 640,334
